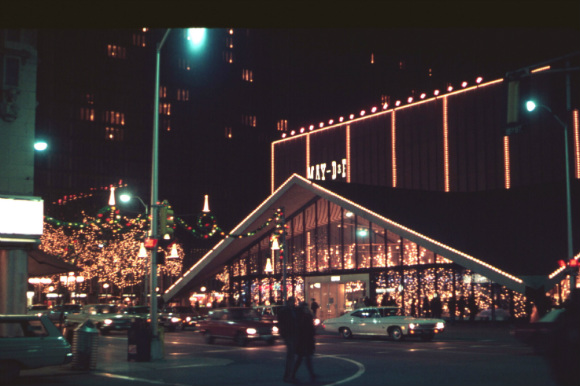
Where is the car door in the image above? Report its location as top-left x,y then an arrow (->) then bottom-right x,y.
349,309 -> 376,335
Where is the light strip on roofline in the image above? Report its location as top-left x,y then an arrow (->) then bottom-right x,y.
272,78 -> 504,145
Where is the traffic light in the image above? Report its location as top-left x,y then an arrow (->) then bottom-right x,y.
505,70 -> 532,136
160,200 -> 175,239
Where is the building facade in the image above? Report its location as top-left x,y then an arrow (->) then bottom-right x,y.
165,54 -> 580,321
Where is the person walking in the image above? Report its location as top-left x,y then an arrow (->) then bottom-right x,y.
310,298 -> 319,318
292,302 -> 316,382
277,296 -> 298,383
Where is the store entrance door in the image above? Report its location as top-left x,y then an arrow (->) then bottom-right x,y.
309,282 -> 345,320
306,273 -> 369,320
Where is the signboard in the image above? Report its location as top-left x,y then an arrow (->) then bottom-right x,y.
0,195 -> 44,243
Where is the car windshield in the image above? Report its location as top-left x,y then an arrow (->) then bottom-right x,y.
229,309 -> 260,321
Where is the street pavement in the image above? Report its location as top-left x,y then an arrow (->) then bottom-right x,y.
13,322 -> 548,386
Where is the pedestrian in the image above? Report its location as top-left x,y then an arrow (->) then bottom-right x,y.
468,295 -> 478,321
310,298 -> 319,318
422,296 -> 430,317
292,302 -> 317,382
448,296 -> 456,322
458,296 -> 466,321
430,293 -> 442,318
277,296 -> 298,383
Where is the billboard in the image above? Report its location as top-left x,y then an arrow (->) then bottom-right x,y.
0,195 -> 44,243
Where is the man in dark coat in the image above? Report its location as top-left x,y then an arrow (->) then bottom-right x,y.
277,296 -> 298,383
292,302 -> 316,382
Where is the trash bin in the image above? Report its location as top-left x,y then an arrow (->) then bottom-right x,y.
71,320 -> 99,370
127,318 -> 151,362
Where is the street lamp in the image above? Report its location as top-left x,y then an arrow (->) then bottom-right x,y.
119,193 -> 149,215
149,28 -> 206,360
526,100 -> 576,291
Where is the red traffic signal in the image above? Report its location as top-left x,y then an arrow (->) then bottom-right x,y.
144,238 -> 158,249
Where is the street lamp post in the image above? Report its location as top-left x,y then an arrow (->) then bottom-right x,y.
526,100 -> 576,291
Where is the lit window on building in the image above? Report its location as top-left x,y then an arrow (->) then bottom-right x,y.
177,89 -> 189,101
162,118 -> 171,132
242,69 -> 254,82
370,53 -> 374,64
80,108 -> 95,121
178,58 -> 191,71
107,44 -> 126,59
225,127 -> 233,139
160,103 -> 171,116
105,127 -> 124,141
160,86 -> 167,98
229,29 -> 234,35
226,36 -> 233,49
132,33 -> 146,47
277,120 -> 288,131
224,51 -> 234,64
104,110 -> 125,125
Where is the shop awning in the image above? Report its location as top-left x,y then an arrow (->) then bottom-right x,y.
28,248 -> 81,277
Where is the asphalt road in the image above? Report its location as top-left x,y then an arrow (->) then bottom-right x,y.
8,323 -> 558,386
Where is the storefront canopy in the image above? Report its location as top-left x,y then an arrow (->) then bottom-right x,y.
28,248 -> 80,277
163,174 -> 580,302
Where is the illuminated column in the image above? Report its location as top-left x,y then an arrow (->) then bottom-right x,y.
391,112 -> 397,188
443,97 -> 450,192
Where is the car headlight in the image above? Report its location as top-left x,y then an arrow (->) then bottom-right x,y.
185,316 -> 192,322
436,322 -> 445,329
171,317 -> 181,323
104,319 -> 113,326
314,318 -> 320,326
409,323 -> 416,329
246,328 -> 257,335
272,326 -> 279,334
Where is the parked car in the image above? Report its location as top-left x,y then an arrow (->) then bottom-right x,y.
65,304 -> 136,335
252,304 -> 283,323
159,306 -> 204,331
0,314 -> 73,382
322,306 -> 445,341
198,307 -> 279,346
475,308 -> 511,321
26,304 -> 51,317
48,304 -> 82,323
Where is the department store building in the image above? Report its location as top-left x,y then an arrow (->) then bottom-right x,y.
164,57 -> 580,320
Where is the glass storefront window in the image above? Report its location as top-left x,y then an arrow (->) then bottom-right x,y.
403,239 -> 418,265
343,209 -> 356,269
305,204 -> 316,272
386,230 -> 401,267
292,213 -> 305,274
372,223 -> 386,268
249,244 -> 259,274
419,246 -> 435,264
316,200 -> 330,272
329,202 -> 343,270
357,216 -> 371,269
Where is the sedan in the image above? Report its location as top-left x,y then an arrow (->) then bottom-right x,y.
322,306 -> 445,341
0,314 -> 73,382
198,307 -> 279,346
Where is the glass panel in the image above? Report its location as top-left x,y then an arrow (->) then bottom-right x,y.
249,243 -> 259,274
329,202 -> 342,270
291,213 -> 305,274
372,223 -> 386,268
343,209 -> 356,269
305,204 -> 316,272
386,230 -> 401,267
357,217 -> 371,268
316,200 -> 329,272
402,238 -> 418,265
418,246 -> 435,264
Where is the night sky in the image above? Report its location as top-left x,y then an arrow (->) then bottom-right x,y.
4,1 -> 579,249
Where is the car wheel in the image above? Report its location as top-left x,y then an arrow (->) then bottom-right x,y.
235,332 -> 247,347
340,327 -> 352,339
204,332 -> 214,344
390,327 -> 404,341
0,360 -> 20,383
